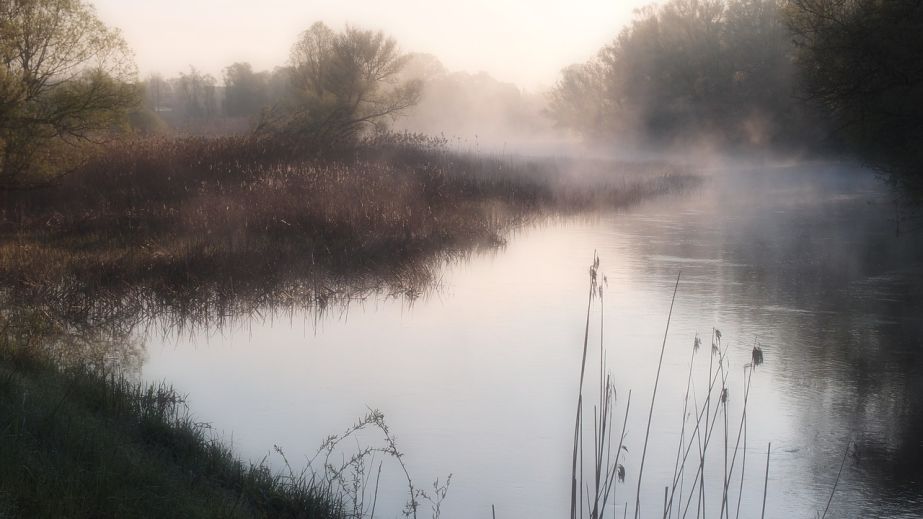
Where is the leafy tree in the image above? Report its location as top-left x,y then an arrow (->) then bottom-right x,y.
266,66 -> 295,106
260,22 -> 422,144
0,0 -> 138,188
548,62 -> 612,140
550,0 -> 805,148
223,62 -> 269,118
786,0 -> 923,188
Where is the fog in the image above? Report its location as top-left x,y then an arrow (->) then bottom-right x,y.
3,0 -> 923,517
92,0 -> 651,89
91,0 -> 872,170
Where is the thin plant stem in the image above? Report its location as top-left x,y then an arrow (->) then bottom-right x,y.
667,340 -> 698,519
821,441 -> 851,519
571,255 -> 599,519
633,272 -> 681,519
733,367 -> 753,519
761,443 -> 771,519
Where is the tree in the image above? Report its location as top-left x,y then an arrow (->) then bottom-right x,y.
786,0 -> 923,189
223,62 -> 269,118
143,73 -> 171,112
548,61 -> 612,140
549,0 -> 804,148
176,66 -> 218,121
0,0 -> 138,188
260,22 -> 422,144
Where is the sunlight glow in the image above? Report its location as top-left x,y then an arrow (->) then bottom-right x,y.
91,0 -> 652,89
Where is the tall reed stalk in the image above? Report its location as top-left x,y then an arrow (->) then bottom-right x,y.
634,272 -> 681,519
567,255 -> 790,519
570,255 -> 630,519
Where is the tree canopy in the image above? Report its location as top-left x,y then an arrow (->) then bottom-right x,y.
258,22 -> 422,144
786,0 -> 923,189
223,62 -> 269,118
549,0 -> 813,149
0,0 -> 138,188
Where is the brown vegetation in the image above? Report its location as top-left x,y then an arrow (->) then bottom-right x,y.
0,133 -> 698,335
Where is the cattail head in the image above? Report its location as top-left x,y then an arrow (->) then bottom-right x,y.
752,344 -> 764,367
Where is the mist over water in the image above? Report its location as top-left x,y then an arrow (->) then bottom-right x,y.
125,161 -> 922,518
3,0 -> 921,516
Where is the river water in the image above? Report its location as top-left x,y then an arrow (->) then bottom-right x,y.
140,161 -> 923,518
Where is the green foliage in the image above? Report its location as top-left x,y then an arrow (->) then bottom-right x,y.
127,107 -> 170,135
0,346 -> 346,518
0,0 -> 139,188
259,22 -> 423,145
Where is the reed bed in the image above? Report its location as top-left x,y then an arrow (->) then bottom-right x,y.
0,134 -> 704,518
1,135 -> 696,271
568,255 -> 787,519
0,133 -> 698,338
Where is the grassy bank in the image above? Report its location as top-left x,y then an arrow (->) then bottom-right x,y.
0,345 -> 345,518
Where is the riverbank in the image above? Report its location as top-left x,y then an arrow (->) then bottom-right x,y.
0,134 -> 701,517
0,345 -> 344,518
0,133 -> 699,332
0,134 -> 698,292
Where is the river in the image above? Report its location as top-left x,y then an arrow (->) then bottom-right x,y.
138,160 -> 923,518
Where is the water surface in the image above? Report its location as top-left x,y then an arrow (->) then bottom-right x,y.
139,161 -> 923,517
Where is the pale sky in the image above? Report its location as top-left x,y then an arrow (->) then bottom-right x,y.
92,0 -> 652,91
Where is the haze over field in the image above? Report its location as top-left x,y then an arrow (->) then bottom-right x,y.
92,0 -> 651,89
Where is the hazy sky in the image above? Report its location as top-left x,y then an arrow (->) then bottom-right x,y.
92,0 -> 651,90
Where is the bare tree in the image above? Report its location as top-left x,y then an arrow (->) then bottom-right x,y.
176,66 -> 218,121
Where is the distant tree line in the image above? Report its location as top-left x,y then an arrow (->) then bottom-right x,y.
550,0 -> 814,148
136,22 -> 423,144
127,27 -> 550,148
135,65 -> 283,133
1,8 -> 427,188
2,0 -> 920,193
549,0 -> 923,188
2,0 -> 544,190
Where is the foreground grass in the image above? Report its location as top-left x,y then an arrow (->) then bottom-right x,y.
0,347 -> 344,519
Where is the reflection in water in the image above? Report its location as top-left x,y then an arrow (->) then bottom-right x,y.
2,161 -> 922,517
0,300 -> 146,375
0,239 -> 460,365
613,163 -> 923,517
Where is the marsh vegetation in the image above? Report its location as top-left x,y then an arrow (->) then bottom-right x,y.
1,0 -> 922,517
